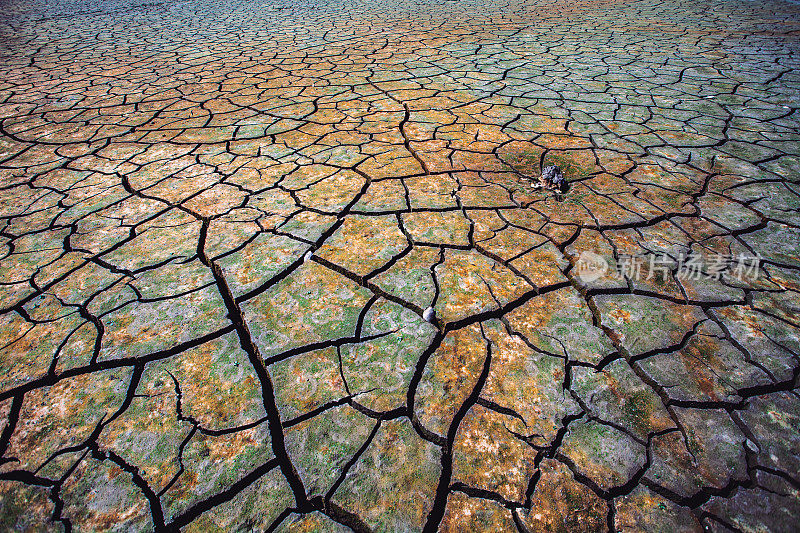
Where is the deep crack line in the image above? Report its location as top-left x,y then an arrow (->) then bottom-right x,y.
197,218 -> 309,510
423,323 -> 494,532
401,103 -> 431,175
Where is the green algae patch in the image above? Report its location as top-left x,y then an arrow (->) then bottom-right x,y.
242,260 -> 372,359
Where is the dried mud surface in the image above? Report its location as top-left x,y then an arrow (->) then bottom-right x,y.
0,0 -> 799,531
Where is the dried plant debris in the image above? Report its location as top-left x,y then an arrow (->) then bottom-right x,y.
533,165 -> 567,192
0,0 -> 799,531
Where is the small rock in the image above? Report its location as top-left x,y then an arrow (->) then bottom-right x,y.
303,251 -> 313,262
745,439 -> 759,453
423,307 -> 436,323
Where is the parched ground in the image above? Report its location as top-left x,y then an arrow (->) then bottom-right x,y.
0,0 -> 799,530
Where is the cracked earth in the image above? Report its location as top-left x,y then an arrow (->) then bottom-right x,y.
0,0 -> 799,530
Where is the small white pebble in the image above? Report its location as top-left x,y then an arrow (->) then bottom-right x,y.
303,251 -> 313,262
423,307 -> 436,323
745,439 -> 759,453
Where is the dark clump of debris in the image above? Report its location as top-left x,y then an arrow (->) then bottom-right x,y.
534,165 -> 567,192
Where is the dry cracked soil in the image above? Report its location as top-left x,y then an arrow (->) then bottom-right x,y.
0,0 -> 799,531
